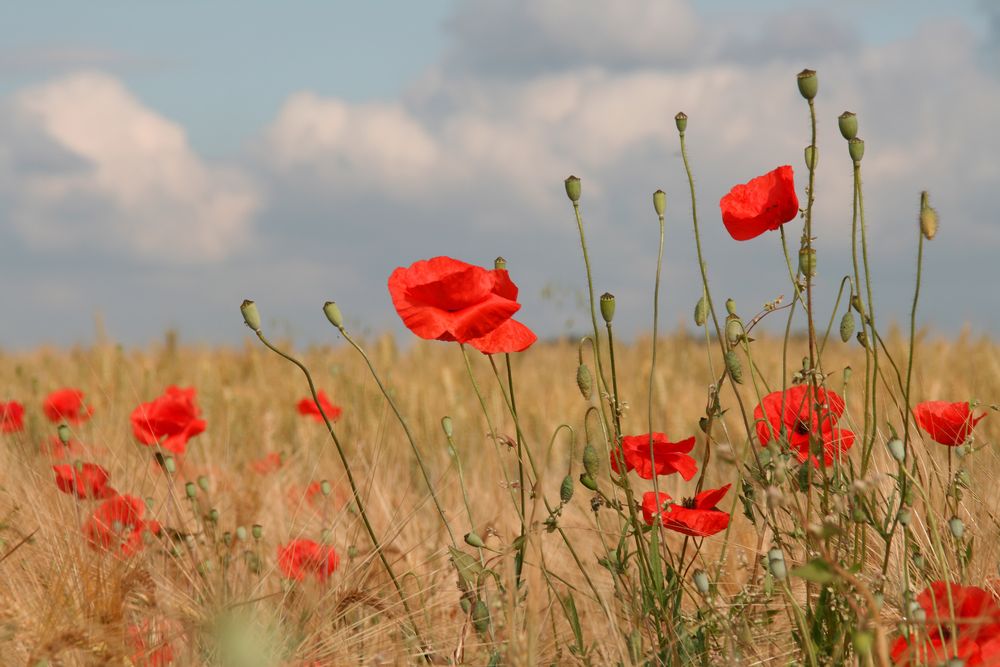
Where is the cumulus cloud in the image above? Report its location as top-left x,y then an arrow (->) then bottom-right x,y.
0,71 -> 259,262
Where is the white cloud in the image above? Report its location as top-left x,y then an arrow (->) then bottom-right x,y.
1,71 -> 259,262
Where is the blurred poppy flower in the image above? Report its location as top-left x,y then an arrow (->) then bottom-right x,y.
278,538 -> 339,582
465,318 -> 537,354
43,388 -> 94,424
891,581 -> 1000,666
84,494 -> 160,556
41,434 -> 86,460
720,165 -> 799,241
1,401 -> 24,433
251,451 -> 284,475
641,484 -> 732,537
611,434 -> 698,480
297,391 -> 342,423
914,401 -> 986,446
754,385 -> 854,466
53,462 -> 116,499
388,256 -> 524,344
130,386 -> 207,455
128,620 -> 175,667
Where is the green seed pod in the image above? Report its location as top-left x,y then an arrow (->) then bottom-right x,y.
675,111 -> 688,133
725,350 -> 743,384
464,532 -> 485,548
887,438 -> 905,462
320,480 -> 332,497
694,296 -> 708,327
798,248 -> 816,277
251,524 -> 263,540
57,423 -> 71,445
768,548 -> 787,580
240,299 -> 261,331
804,145 -> 818,170
579,473 -> 598,492
222,531 -> 233,546
208,508 -> 219,524
236,526 -> 248,541
599,293 -> 616,324
494,256 -> 506,270
839,311 -> 855,343
920,191 -> 939,240
576,363 -> 593,400
197,475 -> 210,492
322,301 -> 344,329
472,599 -> 490,634
653,189 -> 666,217
347,545 -> 358,559
441,416 -> 453,438
185,482 -> 197,499
796,69 -> 818,100
849,137 -> 865,163
838,111 -> 858,141
560,475 -> 574,504
460,597 -> 472,614
693,569 -> 710,595
949,516 -> 965,539
725,298 -> 737,316
852,630 -> 874,656
725,315 -> 743,345
582,443 -> 599,478
163,456 -> 176,474
564,175 -> 581,203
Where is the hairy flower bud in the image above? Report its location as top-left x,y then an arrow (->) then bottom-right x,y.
949,516 -> 965,539
576,364 -> 593,400
839,311 -> 855,343
725,350 -> 743,384
798,248 -> 816,277
768,548 -> 787,580
675,111 -> 688,133
560,475 -> 575,504
240,299 -> 261,332
323,301 -> 344,329
838,111 -> 858,141
582,443 -> 600,479
464,532 -> 485,548
185,482 -> 197,499
251,524 -> 263,540
579,473 -> 598,491
600,293 -> 616,324
694,296 -> 708,327
57,423 -> 71,445
796,69 -> 818,100
725,298 -> 737,316
693,569 -> 710,595
565,175 -> 581,203
725,315 -> 743,345
653,189 -> 666,217
887,438 -> 905,462
804,145 -> 818,170
472,600 -> 490,634
197,475 -> 210,492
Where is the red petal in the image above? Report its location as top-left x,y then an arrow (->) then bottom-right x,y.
466,319 -> 537,354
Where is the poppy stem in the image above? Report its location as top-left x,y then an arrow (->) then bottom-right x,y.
854,165 -> 882,477
646,205 -> 670,570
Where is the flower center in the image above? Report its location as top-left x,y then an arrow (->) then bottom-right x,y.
681,497 -> 697,509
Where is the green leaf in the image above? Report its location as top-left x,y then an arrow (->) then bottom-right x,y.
449,547 -> 485,591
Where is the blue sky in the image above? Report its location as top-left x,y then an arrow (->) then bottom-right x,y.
1,0 -> 997,348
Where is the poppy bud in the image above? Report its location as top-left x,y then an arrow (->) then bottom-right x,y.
804,145 -> 818,170
675,111 -> 688,133
798,248 -> 816,277
576,364 -> 593,400
949,516 -> 965,539
565,175 -> 581,203
317,480 -> 330,497
725,298 -> 737,316
494,256 -> 506,270
852,631 -> 874,656
236,526 -> 248,541
725,315 -> 743,345
693,569 -> 710,595
209,508 -> 219,523
163,455 -> 176,474
897,509 -> 911,527
839,312 -> 855,343
582,443 -> 599,478
856,330 -> 868,348
185,482 -> 197,499
913,553 -> 924,569
57,423 -> 71,445
240,299 -> 261,332
322,301 -> 344,329
725,350 -> 743,384
197,475 -> 210,492
694,296 -> 707,327
919,191 -> 939,240
441,416 -> 453,438
600,293 -> 616,324
849,137 -> 865,163
838,111 -> 858,141
887,438 -> 905,462
560,475 -> 574,503
464,532 -> 485,548
252,524 -> 263,540
579,473 -> 598,491
472,599 -> 490,634
653,189 -> 666,217
768,548 -> 787,580
459,597 -> 471,614
796,69 -> 818,100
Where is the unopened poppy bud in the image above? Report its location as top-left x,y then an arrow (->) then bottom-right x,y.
839,312 -> 855,343
798,248 -> 816,277
897,509 -> 912,526
857,330 -> 868,348
576,363 -> 593,400
185,482 -> 197,499
236,526 -> 248,541
694,296 -> 708,327
579,473 -> 598,491
240,299 -> 261,332
849,137 -> 865,163
465,532 -> 485,548
582,443 -> 599,478
693,569 -> 710,594
494,256 -> 506,270
796,69 -> 818,100
725,298 -> 736,316
725,350 -> 743,384
653,189 -> 666,217
887,438 -> 905,462
459,597 -> 471,614
164,456 -> 176,474
441,416 -> 453,438
560,475 -> 574,503
197,475 -> 209,492
565,175 -> 581,203
472,599 -> 490,634
919,191 -> 939,240
949,516 -> 965,539
57,423 -> 71,445
222,531 -> 233,546
600,293 -> 615,323
804,145 -> 818,170
838,111 -> 858,140
768,548 -> 787,580
250,524 -> 262,540
725,315 -> 743,344
852,631 -> 874,656
320,480 -> 332,497
322,301 -> 344,329
209,508 -> 219,523
675,111 -> 688,133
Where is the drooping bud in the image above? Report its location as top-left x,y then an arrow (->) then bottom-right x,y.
579,474 -> 598,491
494,256 -> 507,270
560,475 -> 575,503
849,137 -> 865,163
725,350 -> 743,384
441,416 -> 453,438
600,293 -> 616,324
919,191 -> 939,240
693,569 -> 710,595
857,330 -> 868,348
694,296 -> 708,327
804,145 -> 818,170
576,364 -> 593,400
886,438 -> 905,462
839,311 -> 855,343
240,299 -> 261,332
768,548 -> 787,580
464,532 -> 485,548
725,298 -> 737,316
725,315 -> 743,345
582,443 -> 599,478
565,175 -> 581,203
472,600 -> 490,634
322,301 -> 344,329
675,112 -> 688,133
798,248 -> 816,277
838,111 -> 858,141
796,69 -> 818,100
949,516 -> 965,539
653,190 -> 666,217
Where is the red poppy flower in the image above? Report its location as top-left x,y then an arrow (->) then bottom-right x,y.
53,463 -> 116,499
641,484 -> 732,537
128,620 -> 175,667
388,256 -> 523,344
891,581 -> 1000,666
914,401 -> 986,447
130,386 -> 207,455
83,494 -> 160,556
719,165 -> 799,241
278,538 -> 340,582
42,388 -> 94,424
754,385 -> 854,466
252,451 -> 284,474
465,318 -> 537,354
611,434 -> 698,480
1,401 -> 24,433
296,391 -> 342,423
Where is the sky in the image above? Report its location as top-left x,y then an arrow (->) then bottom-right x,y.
1,0 -> 997,349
